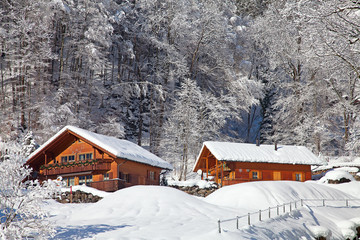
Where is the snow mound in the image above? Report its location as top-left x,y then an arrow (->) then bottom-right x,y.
319,170 -> 355,183
334,167 -> 359,173
308,225 -> 331,238
56,186 -> 238,239
48,181 -> 360,239
167,179 -> 216,189
204,181 -> 353,211
337,220 -> 357,239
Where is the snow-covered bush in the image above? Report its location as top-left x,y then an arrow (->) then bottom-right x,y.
318,170 -> 354,184
0,154 -> 61,239
308,225 -> 331,239
337,220 -> 357,240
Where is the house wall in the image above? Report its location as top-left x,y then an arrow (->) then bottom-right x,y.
115,159 -> 161,187
221,162 -> 312,186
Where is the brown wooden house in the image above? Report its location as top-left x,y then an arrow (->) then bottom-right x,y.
193,141 -> 324,187
25,126 -> 172,192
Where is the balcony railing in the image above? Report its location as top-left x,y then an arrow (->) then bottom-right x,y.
40,159 -> 112,176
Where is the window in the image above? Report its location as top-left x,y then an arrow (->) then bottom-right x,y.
61,155 -> 74,163
250,170 -> 261,180
63,177 -> 75,186
61,156 -> 68,163
149,171 -> 155,180
79,176 -> 86,185
119,172 -> 130,183
79,153 -> 93,161
79,175 -> 93,186
295,173 -> 302,181
125,174 -> 131,183
69,177 -> 75,186
104,173 -> 109,181
86,175 -> 92,186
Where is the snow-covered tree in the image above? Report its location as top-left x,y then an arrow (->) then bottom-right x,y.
161,79 -> 203,181
0,152 -> 61,239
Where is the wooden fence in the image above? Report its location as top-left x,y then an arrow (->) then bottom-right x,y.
218,198 -> 360,233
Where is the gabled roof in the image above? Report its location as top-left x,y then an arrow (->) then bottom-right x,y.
26,126 -> 172,170
194,141 -> 324,170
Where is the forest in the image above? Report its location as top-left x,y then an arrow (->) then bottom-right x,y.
0,0 -> 359,180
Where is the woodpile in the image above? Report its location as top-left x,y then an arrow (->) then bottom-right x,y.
57,190 -> 103,203
169,185 -> 218,197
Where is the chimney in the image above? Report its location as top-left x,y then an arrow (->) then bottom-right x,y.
275,141 -> 278,151
256,139 -> 260,146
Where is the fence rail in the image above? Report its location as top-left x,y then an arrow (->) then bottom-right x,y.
218,198 -> 360,233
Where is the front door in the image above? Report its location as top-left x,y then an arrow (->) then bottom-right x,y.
273,171 -> 281,181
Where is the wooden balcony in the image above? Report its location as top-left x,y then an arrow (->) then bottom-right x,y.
41,159 -> 112,176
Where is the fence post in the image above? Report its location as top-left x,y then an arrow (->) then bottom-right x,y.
283,203 -> 285,213
290,202 -> 292,211
218,219 -> 221,233
259,210 -> 262,221
301,199 -> 303,207
277,205 -> 279,215
323,199 -> 325,207
248,213 -> 250,225
236,216 -> 239,229
295,201 -> 297,209
269,207 -> 271,218
346,199 -> 349,207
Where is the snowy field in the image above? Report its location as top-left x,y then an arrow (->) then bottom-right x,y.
46,180 -> 360,240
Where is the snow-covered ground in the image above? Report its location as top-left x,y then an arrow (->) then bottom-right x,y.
47,180 -> 360,240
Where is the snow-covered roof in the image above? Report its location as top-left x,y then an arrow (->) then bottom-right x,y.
27,126 -> 172,170
196,141 -> 324,166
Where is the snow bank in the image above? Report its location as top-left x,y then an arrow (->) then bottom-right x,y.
334,167 -> 359,173
47,181 -> 360,239
313,156 -> 360,172
318,181 -> 360,198
167,179 -> 216,189
308,225 -> 331,238
204,181 -> 352,211
318,170 -> 354,183
49,186 -> 238,239
61,185 -> 110,198
337,220 -> 357,239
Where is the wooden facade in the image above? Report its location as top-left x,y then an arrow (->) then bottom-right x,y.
26,127 -> 171,192
193,144 -> 318,187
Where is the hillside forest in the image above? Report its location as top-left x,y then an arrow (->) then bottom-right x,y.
0,0 -> 359,180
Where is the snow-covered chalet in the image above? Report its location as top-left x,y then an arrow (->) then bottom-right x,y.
193,141 -> 324,187
25,126 -> 173,192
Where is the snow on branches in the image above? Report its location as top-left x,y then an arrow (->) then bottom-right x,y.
0,154 -> 61,239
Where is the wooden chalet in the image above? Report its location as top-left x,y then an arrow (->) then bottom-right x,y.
25,126 -> 172,192
193,141 -> 324,187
